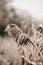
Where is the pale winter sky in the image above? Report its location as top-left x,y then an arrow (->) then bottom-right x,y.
6,0 -> 43,20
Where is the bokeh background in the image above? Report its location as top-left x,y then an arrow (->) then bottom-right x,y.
0,0 -> 43,36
